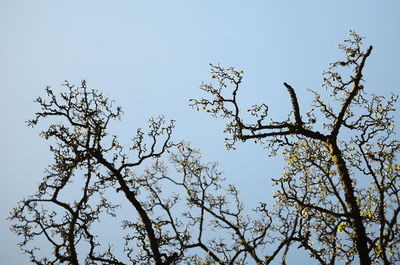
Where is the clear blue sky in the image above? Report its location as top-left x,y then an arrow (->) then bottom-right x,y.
1,1 -> 399,264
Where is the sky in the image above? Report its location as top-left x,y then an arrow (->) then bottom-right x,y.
1,1 -> 400,264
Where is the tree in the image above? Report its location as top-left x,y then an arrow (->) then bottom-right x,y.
9,81 -> 268,265
9,31 -> 400,265
190,31 -> 400,265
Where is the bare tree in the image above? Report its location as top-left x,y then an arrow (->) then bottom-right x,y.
8,81 -> 270,264
9,31 -> 400,265
190,31 -> 400,264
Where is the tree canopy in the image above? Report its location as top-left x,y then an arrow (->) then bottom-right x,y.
9,31 -> 400,265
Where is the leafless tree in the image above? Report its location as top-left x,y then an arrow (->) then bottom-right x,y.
8,81 -> 270,264
190,31 -> 400,265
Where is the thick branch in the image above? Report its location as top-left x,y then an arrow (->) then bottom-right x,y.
327,141 -> 371,265
331,45 -> 373,137
283,82 -> 303,127
90,150 -> 164,265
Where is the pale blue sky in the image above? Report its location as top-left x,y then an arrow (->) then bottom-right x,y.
1,1 -> 399,264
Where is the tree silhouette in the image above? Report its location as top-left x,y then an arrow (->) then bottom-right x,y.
191,31 -> 400,265
10,31 -> 400,264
